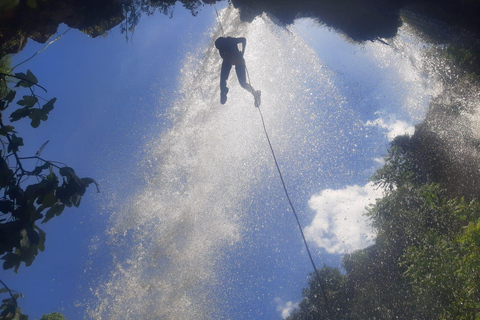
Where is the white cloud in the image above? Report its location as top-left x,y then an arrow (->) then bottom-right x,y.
366,117 -> 414,141
304,182 -> 383,254
274,298 -> 299,319
359,157 -> 386,180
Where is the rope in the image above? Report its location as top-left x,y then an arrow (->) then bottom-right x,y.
213,3 -> 225,37
212,4 -> 333,316
256,106 -> 334,320
247,66 -> 334,320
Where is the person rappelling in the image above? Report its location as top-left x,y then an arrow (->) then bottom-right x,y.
215,36 -> 261,107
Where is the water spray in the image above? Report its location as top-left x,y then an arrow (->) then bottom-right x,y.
214,5 -> 334,319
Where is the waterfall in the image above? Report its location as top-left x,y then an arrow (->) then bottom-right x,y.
89,8 -> 343,318
87,6 -> 471,319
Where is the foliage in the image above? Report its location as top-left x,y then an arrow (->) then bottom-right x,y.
117,0 -> 220,41
287,266 -> 352,320
40,312 -> 67,320
289,134 -> 480,319
0,280 -> 27,320
370,135 -> 417,191
445,45 -> 480,84
402,211 -> 480,319
0,70 -> 99,273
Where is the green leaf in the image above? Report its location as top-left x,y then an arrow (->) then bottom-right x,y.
82,177 -> 100,193
26,70 -> 38,84
45,172 -> 58,184
14,70 -> 38,88
38,190 -> 57,211
25,179 -> 50,203
28,108 -> 49,128
28,109 -> 42,128
42,203 -> 65,223
0,125 -> 15,136
2,125 -> 15,132
15,79 -> 30,88
18,246 -> 36,267
2,253 -> 21,271
0,158 -> 14,188
26,228 -> 39,246
32,162 -> 51,175
0,200 -> 14,214
35,226 -> 46,252
5,90 -> 16,103
17,95 -> 37,108
59,167 -> 75,178
7,134 -> 24,153
10,107 -> 31,122
41,98 -> 56,114
72,194 -> 82,207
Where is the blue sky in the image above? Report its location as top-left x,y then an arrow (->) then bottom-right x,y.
6,4 -> 215,319
3,3 -> 439,319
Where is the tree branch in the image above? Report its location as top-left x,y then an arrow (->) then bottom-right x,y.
0,279 -> 18,308
17,156 -> 67,169
0,73 -> 48,93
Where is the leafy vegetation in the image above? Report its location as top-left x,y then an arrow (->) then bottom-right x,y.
288,135 -> 480,320
2,0 -> 480,59
0,280 -> 27,320
117,0 -> 222,41
0,67 -> 97,319
0,70 -> 99,273
0,58 -> 11,98
1,2 -> 478,320
40,312 -> 67,320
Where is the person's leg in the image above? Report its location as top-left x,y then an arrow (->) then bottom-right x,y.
236,62 -> 261,107
220,61 -> 232,104
235,62 -> 254,94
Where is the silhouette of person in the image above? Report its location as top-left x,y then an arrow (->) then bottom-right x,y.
215,36 -> 261,107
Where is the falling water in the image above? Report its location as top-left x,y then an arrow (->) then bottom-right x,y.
87,6 -> 474,319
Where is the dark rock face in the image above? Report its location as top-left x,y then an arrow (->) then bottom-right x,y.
231,0 -> 405,42
0,0 -> 124,57
230,0 -> 480,42
1,0 -> 478,58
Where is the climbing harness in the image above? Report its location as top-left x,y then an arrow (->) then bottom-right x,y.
214,5 -> 334,319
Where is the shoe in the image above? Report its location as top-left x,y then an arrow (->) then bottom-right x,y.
254,90 -> 261,108
220,87 -> 229,104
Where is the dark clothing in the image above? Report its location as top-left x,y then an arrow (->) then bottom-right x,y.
215,37 -> 246,65
221,61 -> 247,91
215,37 -> 251,94
215,36 -> 260,107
